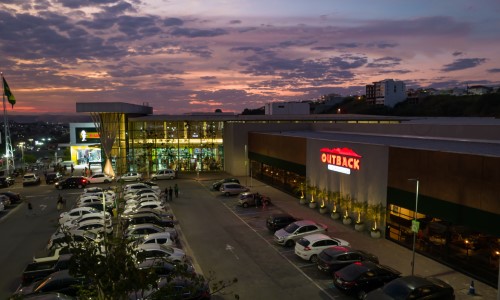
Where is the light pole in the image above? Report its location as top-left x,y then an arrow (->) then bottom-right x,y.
18,142 -> 25,169
408,178 -> 419,275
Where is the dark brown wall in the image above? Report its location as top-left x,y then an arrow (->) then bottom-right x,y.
248,132 -> 306,165
388,147 -> 500,214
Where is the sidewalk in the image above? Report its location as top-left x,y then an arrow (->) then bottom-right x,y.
189,172 -> 499,300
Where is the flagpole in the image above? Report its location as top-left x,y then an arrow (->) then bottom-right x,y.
1,73 -> 14,174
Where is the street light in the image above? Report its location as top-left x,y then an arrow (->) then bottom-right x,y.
408,178 -> 419,275
18,142 -> 25,168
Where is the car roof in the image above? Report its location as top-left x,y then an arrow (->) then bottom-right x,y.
144,232 -> 171,239
300,233 -> 331,242
293,220 -> 318,226
393,275 -> 447,289
128,223 -> 163,230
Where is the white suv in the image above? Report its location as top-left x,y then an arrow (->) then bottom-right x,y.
151,169 -> 176,180
23,173 -> 41,187
294,233 -> 350,262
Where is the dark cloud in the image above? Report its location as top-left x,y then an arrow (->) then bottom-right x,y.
441,58 -> 487,71
200,76 -> 217,80
170,27 -> 228,38
487,68 -> 500,73
229,20 -> 241,24
452,51 -> 463,56
329,54 -> 367,70
366,42 -> 398,49
366,57 -> 402,68
163,18 -> 184,27
55,0 -> 118,9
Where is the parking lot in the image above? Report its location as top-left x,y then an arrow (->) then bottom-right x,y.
0,173 -> 497,299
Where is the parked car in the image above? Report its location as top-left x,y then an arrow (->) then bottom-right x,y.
219,182 -> 249,196
134,244 -> 186,263
0,191 -> 22,204
333,261 -> 401,299
129,275 -> 210,300
117,172 -> 142,182
0,201 -> 4,212
130,232 -> 175,248
62,212 -> 111,229
140,181 -> 162,193
19,254 -> 73,287
123,202 -> 167,216
238,192 -> 271,207
274,219 -> 328,247
317,245 -> 379,274
365,275 -> 455,300
23,173 -> 41,187
151,169 -> 176,180
0,194 -> 11,208
58,207 -> 101,224
212,178 -> 240,191
122,212 -> 175,228
54,176 -> 89,189
86,173 -> 113,184
47,230 -> 101,250
15,269 -> 87,297
70,219 -> 113,235
294,233 -> 350,262
125,223 -> 178,241
33,246 -> 72,263
0,176 -> 15,187
79,202 -> 115,215
266,213 -> 300,232
45,172 -> 63,184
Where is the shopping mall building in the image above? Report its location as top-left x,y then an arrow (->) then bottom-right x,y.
74,102 -> 499,286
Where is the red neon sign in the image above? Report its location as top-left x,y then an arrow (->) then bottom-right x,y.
320,147 -> 362,172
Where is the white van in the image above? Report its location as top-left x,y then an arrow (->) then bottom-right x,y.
151,169 -> 176,180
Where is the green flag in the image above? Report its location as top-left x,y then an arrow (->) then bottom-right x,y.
2,76 -> 16,109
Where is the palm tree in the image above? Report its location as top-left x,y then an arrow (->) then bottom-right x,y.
306,181 -> 318,204
352,199 -> 368,224
339,194 -> 353,219
367,202 -> 386,231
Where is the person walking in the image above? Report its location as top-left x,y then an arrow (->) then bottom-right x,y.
57,194 -> 63,211
26,201 -> 33,216
174,184 -> 179,198
168,186 -> 173,202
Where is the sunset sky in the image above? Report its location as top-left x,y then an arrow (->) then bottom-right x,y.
1,0 -> 499,115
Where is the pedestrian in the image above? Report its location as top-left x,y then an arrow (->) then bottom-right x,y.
57,194 -> 63,211
174,184 -> 179,198
26,201 -> 33,216
164,186 -> 169,201
168,186 -> 173,201
70,164 -> 74,175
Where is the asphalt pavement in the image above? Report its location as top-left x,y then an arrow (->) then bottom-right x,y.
183,172 -> 499,300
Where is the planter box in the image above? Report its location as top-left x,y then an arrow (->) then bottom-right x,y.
371,230 -> 381,238
309,202 -> 317,209
342,217 -> 352,225
331,212 -> 340,220
355,223 -> 365,231
319,207 -> 329,214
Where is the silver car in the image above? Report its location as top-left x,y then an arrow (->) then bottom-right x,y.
219,183 -> 249,196
274,220 -> 328,247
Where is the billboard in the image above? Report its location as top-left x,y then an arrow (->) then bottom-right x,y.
75,127 -> 100,144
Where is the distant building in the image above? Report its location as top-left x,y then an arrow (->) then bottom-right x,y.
467,85 -> 492,95
265,101 -> 310,115
366,79 -> 406,107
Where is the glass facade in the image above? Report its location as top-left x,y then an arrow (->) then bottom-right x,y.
126,120 -> 224,176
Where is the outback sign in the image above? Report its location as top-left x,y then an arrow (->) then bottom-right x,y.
320,147 -> 362,175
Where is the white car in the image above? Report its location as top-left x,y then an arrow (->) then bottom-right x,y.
86,173 -> 114,184
47,229 -> 101,250
33,246 -> 72,263
59,207 -> 101,224
124,183 -> 155,193
123,203 -> 167,216
125,194 -> 159,206
124,190 -> 159,201
219,182 -> 249,196
117,172 -> 142,182
134,243 -> 186,263
274,220 -> 328,247
62,212 -> 111,229
130,232 -> 175,248
125,223 -> 178,240
70,219 -> 113,235
151,169 -> 176,180
76,196 -> 113,208
125,200 -> 164,212
294,233 -> 350,262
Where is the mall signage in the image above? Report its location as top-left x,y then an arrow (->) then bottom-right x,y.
75,127 -> 100,144
320,147 -> 361,175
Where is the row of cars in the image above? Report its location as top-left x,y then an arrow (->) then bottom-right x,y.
266,214 -> 455,300
13,182 -> 210,299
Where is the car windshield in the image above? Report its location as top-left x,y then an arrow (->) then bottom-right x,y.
338,264 -> 367,281
383,279 -> 412,299
284,223 -> 299,233
297,238 -> 310,247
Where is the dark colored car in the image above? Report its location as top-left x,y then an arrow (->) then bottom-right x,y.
365,275 -> 455,300
0,191 -> 22,204
54,177 -> 89,189
211,178 -> 240,191
0,176 -> 15,188
317,246 -> 379,274
45,172 -> 63,184
123,212 -> 175,228
333,261 -> 401,299
266,213 -> 299,232
15,269 -> 87,298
